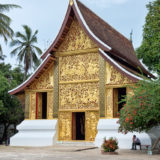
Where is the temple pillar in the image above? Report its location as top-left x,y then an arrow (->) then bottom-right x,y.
106,88 -> 113,118
99,55 -> 106,118
53,61 -> 59,118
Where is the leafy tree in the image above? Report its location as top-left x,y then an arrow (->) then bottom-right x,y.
119,79 -> 160,134
136,0 -> 160,74
0,3 -> 20,55
0,63 -> 24,143
10,25 -> 42,81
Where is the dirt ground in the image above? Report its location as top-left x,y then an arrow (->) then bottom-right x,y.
0,145 -> 159,160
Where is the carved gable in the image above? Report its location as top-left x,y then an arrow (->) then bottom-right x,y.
28,63 -> 54,90
106,62 -> 133,85
58,17 -> 97,52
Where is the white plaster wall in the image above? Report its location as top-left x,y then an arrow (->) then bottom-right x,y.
147,126 -> 160,146
94,119 -> 151,149
10,120 -> 57,146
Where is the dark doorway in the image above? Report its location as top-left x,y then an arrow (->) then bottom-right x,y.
42,92 -> 47,119
118,88 -> 126,112
113,88 -> 126,117
72,112 -> 85,140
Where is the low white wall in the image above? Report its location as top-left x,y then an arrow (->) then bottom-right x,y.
10,120 -> 57,146
94,119 -> 151,149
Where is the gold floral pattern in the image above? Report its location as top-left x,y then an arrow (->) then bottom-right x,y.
106,62 -> 133,85
85,111 -> 99,141
58,112 -> 72,140
59,83 -> 99,110
28,64 -> 54,90
59,53 -> 99,82
58,18 -> 97,52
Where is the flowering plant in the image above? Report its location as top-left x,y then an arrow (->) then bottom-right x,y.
118,79 -> 160,134
102,137 -> 118,152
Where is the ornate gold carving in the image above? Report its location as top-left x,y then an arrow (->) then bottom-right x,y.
47,91 -> 54,119
37,93 -> 42,119
99,55 -> 106,117
59,79 -> 99,85
53,62 -> 59,118
127,86 -> 134,97
106,62 -> 133,85
55,48 -> 98,57
30,92 -> 36,119
59,53 -> 99,82
58,18 -> 97,52
25,92 -> 30,119
28,63 -> 54,90
106,88 -> 113,118
59,83 -> 99,110
58,112 -> 72,141
113,89 -> 118,118
85,111 -> 99,141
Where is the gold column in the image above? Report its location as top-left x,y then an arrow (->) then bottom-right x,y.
30,92 -> 36,119
99,55 -> 106,117
85,111 -> 99,141
53,60 -> 59,118
106,88 -> 113,118
58,111 -> 72,141
25,92 -> 30,119
38,93 -> 42,119
113,88 -> 118,117
47,91 -> 54,119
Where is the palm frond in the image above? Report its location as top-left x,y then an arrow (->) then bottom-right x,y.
0,4 -> 21,12
0,45 -> 2,55
15,32 -> 27,41
10,40 -> 23,47
32,45 -> 42,55
23,25 -> 32,41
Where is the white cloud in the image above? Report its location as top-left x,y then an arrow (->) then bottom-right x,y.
81,0 -> 129,8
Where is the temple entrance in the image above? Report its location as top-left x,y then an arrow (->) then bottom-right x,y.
72,112 -> 85,140
42,92 -> 47,119
113,87 -> 126,117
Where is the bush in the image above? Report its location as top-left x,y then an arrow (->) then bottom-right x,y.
118,79 -> 160,133
102,137 -> 118,152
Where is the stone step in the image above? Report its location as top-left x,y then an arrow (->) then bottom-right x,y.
56,141 -> 95,147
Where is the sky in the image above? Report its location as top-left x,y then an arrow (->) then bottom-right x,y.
1,0 -> 153,68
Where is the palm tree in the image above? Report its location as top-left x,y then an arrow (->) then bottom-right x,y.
0,3 -> 20,55
10,25 -> 42,81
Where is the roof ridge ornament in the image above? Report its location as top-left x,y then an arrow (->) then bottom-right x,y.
70,0 -> 74,6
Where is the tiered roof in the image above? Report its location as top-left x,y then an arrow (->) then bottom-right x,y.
9,0 -> 154,95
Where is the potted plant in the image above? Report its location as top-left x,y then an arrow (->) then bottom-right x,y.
101,137 -> 119,155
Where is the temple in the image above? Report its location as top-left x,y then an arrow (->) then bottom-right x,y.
9,0 -> 154,148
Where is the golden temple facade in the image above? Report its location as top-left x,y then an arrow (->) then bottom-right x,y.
10,0 -> 154,143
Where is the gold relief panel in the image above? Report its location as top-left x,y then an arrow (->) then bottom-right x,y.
59,82 -> 99,110
25,92 -> 30,119
28,63 -> 54,90
30,92 -> 36,119
85,111 -> 99,141
47,91 -> 54,119
106,62 -> 133,85
59,53 -> 99,82
37,93 -> 42,119
58,112 -> 72,141
106,88 -> 113,118
58,18 -> 97,52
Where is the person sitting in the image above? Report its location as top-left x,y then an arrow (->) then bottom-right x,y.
131,135 -> 141,150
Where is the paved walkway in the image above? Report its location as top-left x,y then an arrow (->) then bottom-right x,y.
0,145 -> 159,160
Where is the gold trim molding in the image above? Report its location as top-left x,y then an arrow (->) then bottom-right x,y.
55,48 -> 98,57
59,79 -> 99,84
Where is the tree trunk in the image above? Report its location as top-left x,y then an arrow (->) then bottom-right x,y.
152,137 -> 160,150
2,123 -> 10,143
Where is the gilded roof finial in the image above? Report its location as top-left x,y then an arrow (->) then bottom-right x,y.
70,0 -> 73,6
